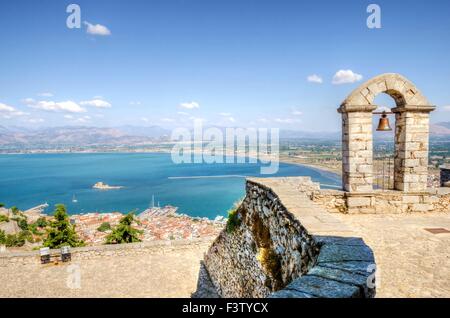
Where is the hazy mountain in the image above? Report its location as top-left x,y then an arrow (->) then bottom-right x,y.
0,125 -> 169,148
117,125 -> 171,138
430,122 -> 450,135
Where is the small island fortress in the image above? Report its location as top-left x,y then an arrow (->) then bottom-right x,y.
92,182 -> 123,190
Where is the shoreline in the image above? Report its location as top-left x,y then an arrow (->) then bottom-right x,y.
0,150 -> 342,217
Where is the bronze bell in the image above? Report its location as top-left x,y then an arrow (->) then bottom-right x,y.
376,111 -> 392,131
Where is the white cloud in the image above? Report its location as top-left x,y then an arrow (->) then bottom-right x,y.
257,118 -> 269,123
80,99 -> 112,108
332,70 -> 363,85
141,117 -> 149,122
161,118 -> 175,123
219,112 -> 232,117
22,98 -> 35,105
27,100 -> 86,113
130,101 -> 142,106
442,105 -> 450,111
307,74 -> 323,84
291,109 -> 303,116
0,103 -> 29,117
179,101 -> 200,109
38,92 -> 53,97
28,118 -> 44,123
64,115 -> 74,119
84,21 -> 111,36
77,115 -> 91,123
0,103 -> 16,113
275,118 -> 301,124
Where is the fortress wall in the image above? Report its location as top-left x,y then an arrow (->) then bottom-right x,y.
203,180 -> 319,297
203,178 -> 376,298
0,238 -> 213,267
311,189 -> 450,214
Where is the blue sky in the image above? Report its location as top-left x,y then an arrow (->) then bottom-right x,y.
1,0 -> 450,131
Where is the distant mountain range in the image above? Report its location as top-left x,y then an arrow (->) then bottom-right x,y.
0,125 -> 171,148
431,122 -> 450,135
0,122 -> 449,149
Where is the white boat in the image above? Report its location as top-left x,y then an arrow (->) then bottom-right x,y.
72,195 -> 78,203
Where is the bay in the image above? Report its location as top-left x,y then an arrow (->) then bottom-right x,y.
0,153 -> 340,218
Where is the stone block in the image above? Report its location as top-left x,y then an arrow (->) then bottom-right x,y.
317,244 -> 374,263
308,265 -> 375,298
268,289 -> 316,298
402,195 -> 420,204
347,196 -> 372,207
410,203 -> 432,212
286,275 -> 361,298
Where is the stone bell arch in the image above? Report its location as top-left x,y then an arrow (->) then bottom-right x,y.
338,73 -> 435,193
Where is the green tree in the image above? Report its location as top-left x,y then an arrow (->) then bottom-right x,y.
0,203 -> 5,208
105,213 -> 143,244
43,204 -> 84,249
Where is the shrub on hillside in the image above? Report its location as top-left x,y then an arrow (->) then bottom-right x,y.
0,215 -> 9,223
0,230 -> 5,244
11,206 -> 19,215
97,222 -> 111,232
226,208 -> 241,233
35,217 -> 48,228
5,233 -> 25,247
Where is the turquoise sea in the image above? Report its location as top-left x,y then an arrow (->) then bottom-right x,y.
0,153 -> 340,218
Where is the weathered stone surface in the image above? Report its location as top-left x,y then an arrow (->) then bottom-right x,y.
308,265 -> 375,297
318,261 -> 374,275
317,244 -> 374,263
268,289 -> 316,298
286,275 -> 361,298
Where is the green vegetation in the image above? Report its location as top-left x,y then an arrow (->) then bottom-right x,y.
0,215 -> 9,223
105,213 -> 143,244
0,230 -> 5,244
226,208 -> 241,233
4,233 -> 26,247
35,217 -> 48,228
0,203 -> 4,208
97,222 -> 111,232
17,218 -> 29,231
11,206 -> 19,215
43,204 -> 84,249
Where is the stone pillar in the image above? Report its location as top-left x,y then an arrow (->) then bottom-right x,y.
339,105 -> 377,192
392,106 -> 435,192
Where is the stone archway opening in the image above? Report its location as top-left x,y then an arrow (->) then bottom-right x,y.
372,94 -> 396,190
338,73 -> 435,194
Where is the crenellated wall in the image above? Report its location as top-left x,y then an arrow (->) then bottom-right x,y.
203,177 -> 377,298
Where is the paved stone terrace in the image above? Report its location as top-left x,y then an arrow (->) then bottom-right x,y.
250,177 -> 450,297
0,239 -> 213,298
